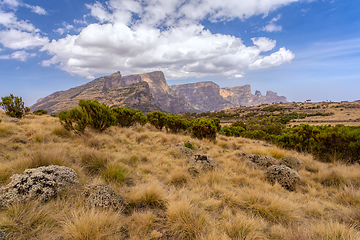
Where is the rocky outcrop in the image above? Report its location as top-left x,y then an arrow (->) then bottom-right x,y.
221,85 -> 287,107
241,153 -> 278,169
83,183 -> 127,212
266,165 -> 300,191
0,165 -> 78,207
170,81 -> 235,112
188,154 -> 219,170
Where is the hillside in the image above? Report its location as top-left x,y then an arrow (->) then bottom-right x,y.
0,110 -> 360,239
189,101 -> 360,127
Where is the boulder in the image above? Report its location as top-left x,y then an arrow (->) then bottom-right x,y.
188,154 -> 219,170
83,183 -> 127,212
240,153 -> 278,169
266,165 -> 300,191
279,157 -> 304,171
0,165 -> 78,207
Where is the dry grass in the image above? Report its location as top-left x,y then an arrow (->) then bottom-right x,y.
1,114 -> 360,239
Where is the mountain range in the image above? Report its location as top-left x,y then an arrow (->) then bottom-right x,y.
30,71 -> 287,114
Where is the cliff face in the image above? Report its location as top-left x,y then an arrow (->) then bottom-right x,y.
170,82 -> 235,112
221,85 -> 287,107
31,70 -> 287,115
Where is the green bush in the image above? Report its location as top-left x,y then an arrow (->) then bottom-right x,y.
147,111 -> 167,130
58,100 -> 116,134
112,107 -> 147,127
78,99 -> 115,131
164,114 -> 189,133
33,109 -> 48,115
190,118 -> 217,140
0,94 -> 29,118
58,107 -> 88,134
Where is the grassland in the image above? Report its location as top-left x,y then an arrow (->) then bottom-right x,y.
220,101 -> 360,127
1,109 -> 360,239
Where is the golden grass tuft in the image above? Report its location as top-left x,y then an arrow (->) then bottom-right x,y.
167,199 -> 206,239
127,181 -> 167,209
80,149 -> 110,175
311,220 -> 360,240
61,208 -> 124,240
221,212 -> 267,240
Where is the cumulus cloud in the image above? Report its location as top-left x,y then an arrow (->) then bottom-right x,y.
0,29 -> 48,49
24,4 -> 47,15
40,0 -> 297,79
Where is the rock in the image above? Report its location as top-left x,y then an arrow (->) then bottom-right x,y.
174,142 -> 195,157
266,165 -> 300,191
0,165 -> 78,207
240,153 -> 278,169
83,183 -> 127,211
124,177 -> 135,187
188,154 -> 219,170
279,157 -> 304,171
188,167 -> 200,177
4,118 -> 19,123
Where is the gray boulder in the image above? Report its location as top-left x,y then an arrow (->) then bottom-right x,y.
240,153 -> 278,169
279,156 -> 304,171
188,154 -> 219,170
0,165 -> 78,207
83,183 -> 127,212
266,165 -> 300,191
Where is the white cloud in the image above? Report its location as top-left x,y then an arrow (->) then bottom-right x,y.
0,29 -> 49,49
41,0 -> 297,79
249,47 -> 295,69
55,22 -> 74,35
0,50 -> 35,61
24,4 -> 47,15
262,14 -> 283,32
1,0 -> 20,8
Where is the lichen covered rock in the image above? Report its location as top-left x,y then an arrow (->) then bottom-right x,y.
240,153 -> 278,169
188,154 -> 219,170
83,183 -> 127,211
279,156 -> 304,171
266,165 -> 300,191
0,165 -> 78,207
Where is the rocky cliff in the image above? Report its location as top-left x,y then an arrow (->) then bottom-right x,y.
170,82 -> 235,112
31,71 -> 287,115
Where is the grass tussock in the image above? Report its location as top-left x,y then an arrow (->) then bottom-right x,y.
167,199 -> 206,239
127,181 -> 167,209
61,208 -> 124,240
1,114 -> 360,239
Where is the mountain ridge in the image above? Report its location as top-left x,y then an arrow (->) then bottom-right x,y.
31,71 -> 287,114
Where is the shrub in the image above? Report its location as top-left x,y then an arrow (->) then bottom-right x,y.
58,107 -> 88,134
147,111 -> 167,130
78,99 -> 115,131
164,114 -> 189,133
112,107 -> 147,127
33,109 -> 48,116
0,94 -> 29,118
59,100 -> 116,134
190,118 -> 217,140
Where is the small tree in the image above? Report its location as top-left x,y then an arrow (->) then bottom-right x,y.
0,94 -> 29,118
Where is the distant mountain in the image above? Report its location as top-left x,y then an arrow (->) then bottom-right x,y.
31,71 -> 287,114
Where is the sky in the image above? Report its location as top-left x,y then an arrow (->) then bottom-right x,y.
0,0 -> 359,106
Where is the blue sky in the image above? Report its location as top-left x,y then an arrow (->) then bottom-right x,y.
0,0 -> 359,106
